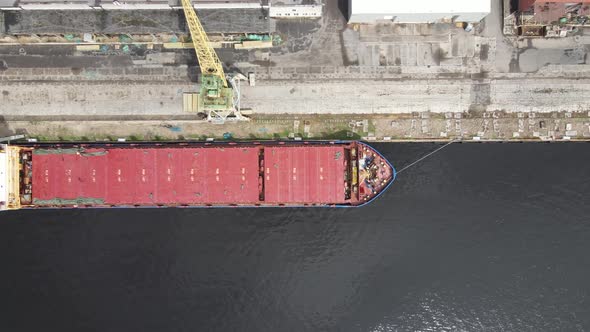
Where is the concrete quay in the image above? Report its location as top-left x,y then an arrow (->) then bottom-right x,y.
1,112 -> 589,142
3,67 -> 590,116
1,62 -> 590,143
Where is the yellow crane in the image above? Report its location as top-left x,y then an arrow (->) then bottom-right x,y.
180,0 -> 246,121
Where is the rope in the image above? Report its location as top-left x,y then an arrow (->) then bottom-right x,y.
396,139 -> 459,175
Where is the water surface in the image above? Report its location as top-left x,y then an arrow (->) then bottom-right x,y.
1,142 -> 589,331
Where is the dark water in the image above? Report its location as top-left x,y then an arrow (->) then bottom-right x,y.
1,143 -> 589,332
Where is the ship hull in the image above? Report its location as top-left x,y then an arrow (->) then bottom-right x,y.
1,141 -> 395,210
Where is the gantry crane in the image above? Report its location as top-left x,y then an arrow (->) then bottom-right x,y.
180,0 -> 247,122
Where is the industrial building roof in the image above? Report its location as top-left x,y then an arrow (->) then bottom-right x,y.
351,0 -> 490,14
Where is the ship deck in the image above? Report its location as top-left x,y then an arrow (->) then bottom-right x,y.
32,147 -> 261,205
264,146 -> 345,204
29,143 -> 353,207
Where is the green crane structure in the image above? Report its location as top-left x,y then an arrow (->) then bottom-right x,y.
180,0 -> 247,122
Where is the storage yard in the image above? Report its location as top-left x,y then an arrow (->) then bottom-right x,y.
1,0 -> 590,141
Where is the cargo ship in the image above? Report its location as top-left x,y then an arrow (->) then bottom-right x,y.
0,141 -> 395,210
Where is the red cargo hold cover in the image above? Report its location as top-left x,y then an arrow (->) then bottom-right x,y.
32,147 -> 260,205
264,146 -> 346,204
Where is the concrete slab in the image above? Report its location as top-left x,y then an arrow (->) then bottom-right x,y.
3,8 -> 271,34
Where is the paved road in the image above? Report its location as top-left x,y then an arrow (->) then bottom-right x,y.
2,76 -> 590,116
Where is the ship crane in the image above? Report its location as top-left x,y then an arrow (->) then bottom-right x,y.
180,0 -> 248,122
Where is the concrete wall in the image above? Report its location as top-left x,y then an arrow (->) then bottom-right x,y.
349,11 -> 489,24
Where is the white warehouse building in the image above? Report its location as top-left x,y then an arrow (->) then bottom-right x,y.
348,0 -> 491,24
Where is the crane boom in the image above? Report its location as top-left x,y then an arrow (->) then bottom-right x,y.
180,0 -> 227,86
179,0 -> 248,122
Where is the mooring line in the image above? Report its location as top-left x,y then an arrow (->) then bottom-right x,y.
396,140 -> 459,175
